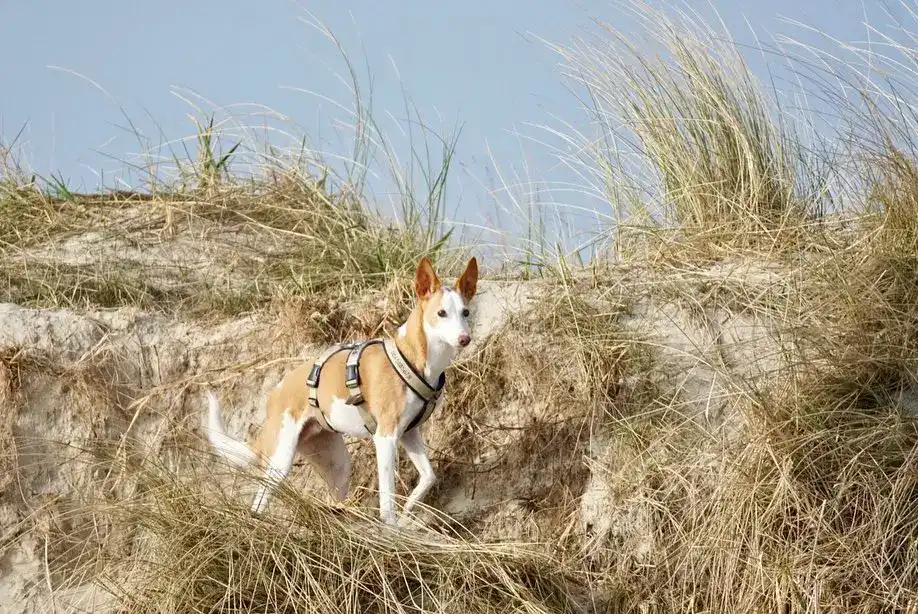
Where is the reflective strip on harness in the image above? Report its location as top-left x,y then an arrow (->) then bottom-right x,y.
343,344 -> 366,404
344,342 -> 381,434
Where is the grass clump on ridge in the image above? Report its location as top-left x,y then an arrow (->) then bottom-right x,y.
91,457 -> 593,614
551,3 -> 829,255
0,106 -> 461,321
0,175 -> 445,318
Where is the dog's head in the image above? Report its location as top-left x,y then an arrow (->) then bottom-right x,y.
414,256 -> 478,350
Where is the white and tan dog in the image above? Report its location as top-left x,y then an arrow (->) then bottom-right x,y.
205,256 -> 478,525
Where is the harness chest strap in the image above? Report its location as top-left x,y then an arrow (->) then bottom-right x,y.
382,340 -> 438,401
382,340 -> 445,432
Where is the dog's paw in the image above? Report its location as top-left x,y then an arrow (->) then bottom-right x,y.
379,513 -> 398,527
397,513 -> 424,530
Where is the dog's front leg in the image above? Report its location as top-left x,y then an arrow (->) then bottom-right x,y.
399,427 -> 436,519
373,434 -> 398,525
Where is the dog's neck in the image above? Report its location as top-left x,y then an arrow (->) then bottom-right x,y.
394,304 -> 456,386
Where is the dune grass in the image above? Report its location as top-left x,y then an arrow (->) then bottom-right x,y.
0,171 -> 456,318
87,454 -> 594,614
536,5 -> 918,611
4,2 -> 918,613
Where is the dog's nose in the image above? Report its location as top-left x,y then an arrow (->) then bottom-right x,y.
458,333 -> 471,347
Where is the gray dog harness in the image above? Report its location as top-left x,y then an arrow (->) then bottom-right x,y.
306,339 -> 445,435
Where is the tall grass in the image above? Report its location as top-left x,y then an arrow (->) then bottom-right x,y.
6,2 -> 918,613
535,3 -> 918,612
91,455 -> 591,614
544,3 -> 837,254
0,43 -> 466,319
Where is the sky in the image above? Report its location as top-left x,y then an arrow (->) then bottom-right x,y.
0,0 -> 909,243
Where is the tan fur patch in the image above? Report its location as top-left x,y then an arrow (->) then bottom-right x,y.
422,290 -> 446,330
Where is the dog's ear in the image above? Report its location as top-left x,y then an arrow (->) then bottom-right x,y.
456,257 -> 478,302
415,256 -> 442,299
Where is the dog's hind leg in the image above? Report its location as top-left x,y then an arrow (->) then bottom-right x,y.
299,430 -> 351,502
251,411 -> 305,514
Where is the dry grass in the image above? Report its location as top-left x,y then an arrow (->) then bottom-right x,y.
84,455 -> 596,614
0,182 -> 455,320
549,4 -> 821,253
0,112 -> 464,322
534,3 -> 918,611
7,2 -> 918,613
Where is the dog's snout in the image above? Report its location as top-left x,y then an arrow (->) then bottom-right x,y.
458,333 -> 471,347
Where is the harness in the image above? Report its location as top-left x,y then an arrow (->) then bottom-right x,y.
306,339 -> 446,435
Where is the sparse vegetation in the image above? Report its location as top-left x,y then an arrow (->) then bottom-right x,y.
4,2 -> 918,613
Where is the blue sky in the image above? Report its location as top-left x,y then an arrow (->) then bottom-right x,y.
0,0 -> 907,240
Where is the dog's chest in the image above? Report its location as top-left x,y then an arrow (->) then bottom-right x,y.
325,386 -> 426,438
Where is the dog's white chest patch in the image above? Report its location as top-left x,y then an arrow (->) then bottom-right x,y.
326,396 -> 374,438
326,390 -> 427,437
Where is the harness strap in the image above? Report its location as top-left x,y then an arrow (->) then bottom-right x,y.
305,338 -> 446,436
383,340 -> 437,400
404,393 -> 441,433
383,339 -> 446,432
306,342 -> 366,433
344,341 -> 382,434
307,343 -> 354,409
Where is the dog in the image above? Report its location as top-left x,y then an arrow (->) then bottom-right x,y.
204,256 -> 478,525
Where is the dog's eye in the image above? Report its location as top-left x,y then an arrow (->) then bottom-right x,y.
437,309 -> 447,318
461,308 -> 470,317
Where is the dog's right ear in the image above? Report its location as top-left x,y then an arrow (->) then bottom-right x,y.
414,257 -> 441,299
456,257 -> 478,302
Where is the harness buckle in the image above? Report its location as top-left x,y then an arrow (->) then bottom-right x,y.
344,364 -> 359,388
306,364 -> 321,388
345,392 -> 365,406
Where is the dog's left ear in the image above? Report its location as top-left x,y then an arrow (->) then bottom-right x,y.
456,257 -> 478,302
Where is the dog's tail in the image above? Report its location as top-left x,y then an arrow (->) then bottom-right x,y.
204,390 -> 259,467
